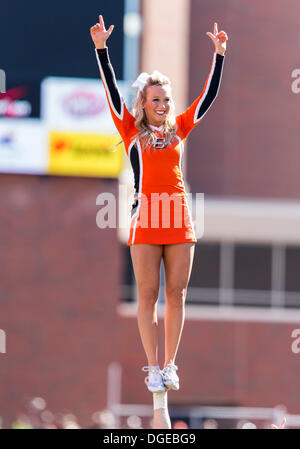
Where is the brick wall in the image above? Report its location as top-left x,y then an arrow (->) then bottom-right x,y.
188,0 -> 300,199
0,174 -> 121,427
119,316 -> 300,414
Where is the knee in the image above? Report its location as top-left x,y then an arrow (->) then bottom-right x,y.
137,285 -> 159,309
165,286 -> 187,308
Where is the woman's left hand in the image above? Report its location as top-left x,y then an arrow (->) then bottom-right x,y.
206,22 -> 228,56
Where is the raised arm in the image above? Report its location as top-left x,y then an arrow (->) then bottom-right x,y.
177,23 -> 228,138
90,15 -> 135,141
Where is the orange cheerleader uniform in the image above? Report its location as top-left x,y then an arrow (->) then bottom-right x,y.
95,47 -> 225,246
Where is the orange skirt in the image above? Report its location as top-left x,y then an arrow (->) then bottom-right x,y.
127,193 -> 197,246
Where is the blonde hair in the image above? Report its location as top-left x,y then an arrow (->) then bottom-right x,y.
131,70 -> 177,148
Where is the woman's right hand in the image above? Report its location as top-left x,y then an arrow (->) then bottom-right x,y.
90,15 -> 114,49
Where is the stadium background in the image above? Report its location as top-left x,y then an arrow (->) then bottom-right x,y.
1,0 -> 300,429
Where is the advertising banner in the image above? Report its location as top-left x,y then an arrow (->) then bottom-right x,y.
48,131 -> 124,178
0,118 -> 46,174
41,77 -> 133,133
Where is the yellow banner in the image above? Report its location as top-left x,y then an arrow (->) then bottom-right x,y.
48,132 -> 124,177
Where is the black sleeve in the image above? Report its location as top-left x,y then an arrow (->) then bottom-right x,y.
195,53 -> 225,123
95,47 -> 123,119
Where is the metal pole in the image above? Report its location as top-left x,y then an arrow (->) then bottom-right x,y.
123,0 -> 142,82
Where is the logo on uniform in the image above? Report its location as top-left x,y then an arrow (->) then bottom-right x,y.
153,137 -> 167,149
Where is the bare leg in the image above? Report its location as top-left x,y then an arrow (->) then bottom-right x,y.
130,244 -> 163,366
163,243 -> 195,368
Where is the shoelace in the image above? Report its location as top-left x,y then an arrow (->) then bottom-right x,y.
141,365 -> 162,374
162,364 -> 178,380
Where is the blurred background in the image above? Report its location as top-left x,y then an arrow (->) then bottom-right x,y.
1,0 -> 300,429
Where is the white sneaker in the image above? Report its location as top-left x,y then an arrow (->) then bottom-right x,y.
161,363 -> 179,390
142,365 -> 165,393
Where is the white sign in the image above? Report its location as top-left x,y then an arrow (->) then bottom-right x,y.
41,77 -> 133,133
0,118 -> 47,174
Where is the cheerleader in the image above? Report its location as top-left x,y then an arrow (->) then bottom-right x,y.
90,15 -> 228,393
